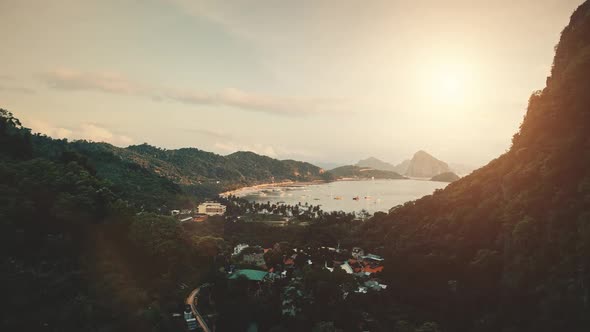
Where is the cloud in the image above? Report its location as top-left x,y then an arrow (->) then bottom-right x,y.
78,123 -> 133,146
0,84 -> 36,94
167,88 -> 347,115
184,128 -> 234,140
214,141 -> 278,157
24,118 -> 134,146
26,119 -> 73,139
0,74 -> 35,94
41,67 -> 351,116
213,140 -> 319,160
41,68 -> 143,95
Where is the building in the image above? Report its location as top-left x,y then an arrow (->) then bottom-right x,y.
183,306 -> 198,331
351,247 -> 365,259
362,253 -> 384,262
186,318 -> 198,331
243,252 -> 267,268
192,215 -> 208,222
228,269 -> 269,282
233,243 -> 250,256
340,261 -> 354,274
197,201 -> 226,216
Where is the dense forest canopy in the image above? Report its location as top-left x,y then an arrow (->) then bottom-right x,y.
358,2 -> 590,331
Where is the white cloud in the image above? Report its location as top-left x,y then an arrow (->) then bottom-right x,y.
26,119 -> 72,139
168,87 -> 347,115
41,68 -> 143,95
0,75 -> 36,94
24,118 -> 134,147
214,141 -> 278,157
41,67 -> 351,116
0,85 -> 36,94
213,140 -> 320,160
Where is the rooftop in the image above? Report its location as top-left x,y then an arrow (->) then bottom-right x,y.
228,269 -> 268,281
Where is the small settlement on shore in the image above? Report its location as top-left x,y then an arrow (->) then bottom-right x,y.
175,196 -> 384,330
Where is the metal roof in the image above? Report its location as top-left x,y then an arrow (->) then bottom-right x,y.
228,269 -> 268,281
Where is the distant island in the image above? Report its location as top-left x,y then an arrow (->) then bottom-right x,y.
329,165 -> 406,180
355,157 -> 399,172
430,171 -> 460,182
356,150 -> 462,179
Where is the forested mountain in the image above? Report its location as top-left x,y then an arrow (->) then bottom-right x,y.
360,2 -> 590,331
17,128 -> 331,210
0,109 -> 203,331
100,143 -> 329,190
329,165 -> 406,179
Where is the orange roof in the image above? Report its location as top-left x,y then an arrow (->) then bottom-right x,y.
363,265 -> 384,274
192,216 -> 207,222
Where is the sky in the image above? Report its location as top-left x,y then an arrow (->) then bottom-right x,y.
0,0 -> 584,168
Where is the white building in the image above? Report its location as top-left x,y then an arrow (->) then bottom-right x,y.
233,243 -> 249,256
351,247 -> 365,259
340,262 -> 354,274
197,201 -> 226,216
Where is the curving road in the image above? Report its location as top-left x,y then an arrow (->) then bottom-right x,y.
185,285 -> 212,332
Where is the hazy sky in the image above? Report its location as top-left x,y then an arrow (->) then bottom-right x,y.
0,0 -> 584,167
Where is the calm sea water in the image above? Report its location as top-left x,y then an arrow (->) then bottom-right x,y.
234,179 -> 448,214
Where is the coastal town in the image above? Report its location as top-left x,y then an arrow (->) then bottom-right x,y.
172,199 -> 387,331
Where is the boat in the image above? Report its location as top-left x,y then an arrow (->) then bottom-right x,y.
353,196 -> 360,201
334,196 -> 343,200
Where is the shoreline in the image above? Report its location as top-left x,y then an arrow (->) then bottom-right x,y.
220,177 -> 428,197
219,180 -> 328,197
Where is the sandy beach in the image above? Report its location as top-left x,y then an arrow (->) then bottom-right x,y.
220,180 -> 327,197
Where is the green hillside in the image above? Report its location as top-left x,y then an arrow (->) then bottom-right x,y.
359,3 -> 590,331
21,130 -> 331,211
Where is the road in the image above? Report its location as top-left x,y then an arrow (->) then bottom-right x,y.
185,285 -> 212,332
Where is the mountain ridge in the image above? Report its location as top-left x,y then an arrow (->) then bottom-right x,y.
23,130 -> 332,210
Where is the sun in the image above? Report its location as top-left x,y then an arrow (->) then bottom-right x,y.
418,61 -> 472,106
432,64 -> 469,104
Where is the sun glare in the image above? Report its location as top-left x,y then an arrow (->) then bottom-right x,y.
418,61 -> 472,106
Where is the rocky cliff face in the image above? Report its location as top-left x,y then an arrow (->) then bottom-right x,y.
404,150 -> 451,178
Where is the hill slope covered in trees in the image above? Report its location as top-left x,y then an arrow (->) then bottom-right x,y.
360,2 -> 590,331
16,125 -> 331,210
